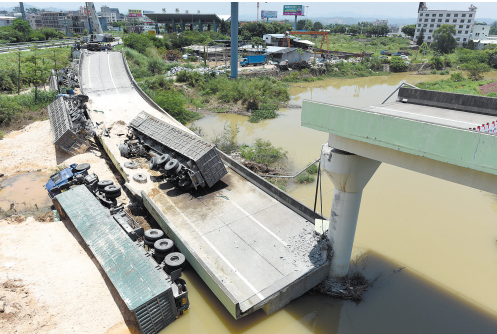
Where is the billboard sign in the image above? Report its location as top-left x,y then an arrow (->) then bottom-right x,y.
128,9 -> 143,18
283,5 -> 304,16
261,10 -> 277,19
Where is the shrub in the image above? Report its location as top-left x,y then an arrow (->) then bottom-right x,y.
248,109 -> 277,123
142,88 -> 199,124
450,72 -> 464,82
140,75 -> 174,91
240,139 -> 287,166
430,56 -> 444,70
487,92 -> 497,97
296,172 -> 315,184
306,163 -> 318,174
431,69 -> 438,74
389,56 -> 408,72
147,57 -> 165,75
123,33 -> 153,53
462,60 -> 491,80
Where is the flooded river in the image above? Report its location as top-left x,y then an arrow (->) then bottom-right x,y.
174,72 -> 497,333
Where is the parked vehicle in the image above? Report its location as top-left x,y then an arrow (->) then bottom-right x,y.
380,50 -> 393,56
240,55 -> 266,67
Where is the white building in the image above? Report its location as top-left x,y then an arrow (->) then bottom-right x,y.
413,3 -> 477,46
0,16 -> 16,27
472,24 -> 489,40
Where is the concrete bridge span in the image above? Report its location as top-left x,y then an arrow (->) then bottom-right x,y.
78,50 -> 329,319
302,87 -> 497,277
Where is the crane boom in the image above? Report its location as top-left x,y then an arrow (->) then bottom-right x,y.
85,2 -> 103,34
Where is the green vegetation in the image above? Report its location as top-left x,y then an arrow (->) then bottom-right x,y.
417,77 -> 496,96
0,90 -> 56,130
0,47 -> 70,92
248,109 -> 278,123
240,139 -> 287,166
296,172 -> 315,184
0,18 -> 66,43
307,163 -> 319,174
431,25 -> 458,55
389,56 -> 408,72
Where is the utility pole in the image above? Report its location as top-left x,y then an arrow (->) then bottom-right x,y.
257,2 -> 259,22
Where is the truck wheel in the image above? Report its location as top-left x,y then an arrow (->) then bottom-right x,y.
156,154 -> 170,167
74,163 -> 91,173
149,156 -> 157,170
133,173 -> 147,183
104,184 -> 121,197
164,252 -> 186,272
144,229 -> 164,242
164,159 -> 179,172
154,238 -> 174,255
124,161 -> 139,169
98,180 -> 113,189
119,144 -> 130,157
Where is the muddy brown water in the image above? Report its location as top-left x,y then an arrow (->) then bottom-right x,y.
0,172 -> 52,211
178,72 -> 497,333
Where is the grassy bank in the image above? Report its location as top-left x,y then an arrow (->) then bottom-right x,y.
0,47 -> 71,92
0,90 -> 56,135
417,74 -> 497,96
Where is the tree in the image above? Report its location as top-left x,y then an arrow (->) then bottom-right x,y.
123,33 -> 153,53
12,18 -> 31,40
296,19 -> 306,31
416,28 -> 425,46
312,22 -> 324,31
431,24 -> 457,54
462,60 -> 490,80
490,21 -> 497,35
220,19 -> 229,35
467,39 -> 475,50
389,56 -> 408,72
401,24 -> 416,38
26,7 -> 39,14
347,25 -> 360,35
23,47 -> 46,101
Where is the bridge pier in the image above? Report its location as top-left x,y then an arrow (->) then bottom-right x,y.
320,143 -> 381,278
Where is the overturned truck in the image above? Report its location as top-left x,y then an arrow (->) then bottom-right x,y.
48,94 -> 94,155
119,112 -> 227,190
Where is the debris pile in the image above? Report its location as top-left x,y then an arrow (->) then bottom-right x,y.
286,228 -> 330,268
313,273 -> 370,301
166,66 -> 228,77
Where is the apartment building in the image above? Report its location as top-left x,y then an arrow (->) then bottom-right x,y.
413,3 -> 477,45
40,11 -> 67,30
27,14 -> 43,29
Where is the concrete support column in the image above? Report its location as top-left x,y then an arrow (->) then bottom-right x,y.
180,19 -> 184,32
230,2 -> 238,79
213,20 -> 217,32
199,19 -> 202,32
172,19 -> 175,33
320,143 -> 381,278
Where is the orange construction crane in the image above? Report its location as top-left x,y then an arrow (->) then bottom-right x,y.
289,31 -> 330,55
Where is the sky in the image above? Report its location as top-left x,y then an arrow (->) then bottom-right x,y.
2,1 -> 497,20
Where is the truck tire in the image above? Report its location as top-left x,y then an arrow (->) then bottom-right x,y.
156,154 -> 170,167
154,238 -> 174,255
164,252 -> 186,273
133,173 -> 147,183
149,156 -> 157,170
144,229 -> 164,242
74,163 -> 91,173
164,159 -> 179,172
104,184 -> 121,198
98,180 -> 113,189
119,144 -> 130,157
124,161 -> 139,169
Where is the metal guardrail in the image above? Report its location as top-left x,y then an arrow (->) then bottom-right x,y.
0,39 -> 76,53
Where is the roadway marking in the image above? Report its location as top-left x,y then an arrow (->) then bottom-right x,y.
107,53 -> 120,95
370,106 -> 480,126
159,193 -> 264,301
227,199 -> 288,247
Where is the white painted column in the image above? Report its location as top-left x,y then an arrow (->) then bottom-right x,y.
321,143 -> 381,278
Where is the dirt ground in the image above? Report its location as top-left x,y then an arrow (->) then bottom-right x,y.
0,122 -> 135,334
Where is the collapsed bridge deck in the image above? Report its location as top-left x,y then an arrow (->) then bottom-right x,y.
80,50 -> 329,319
